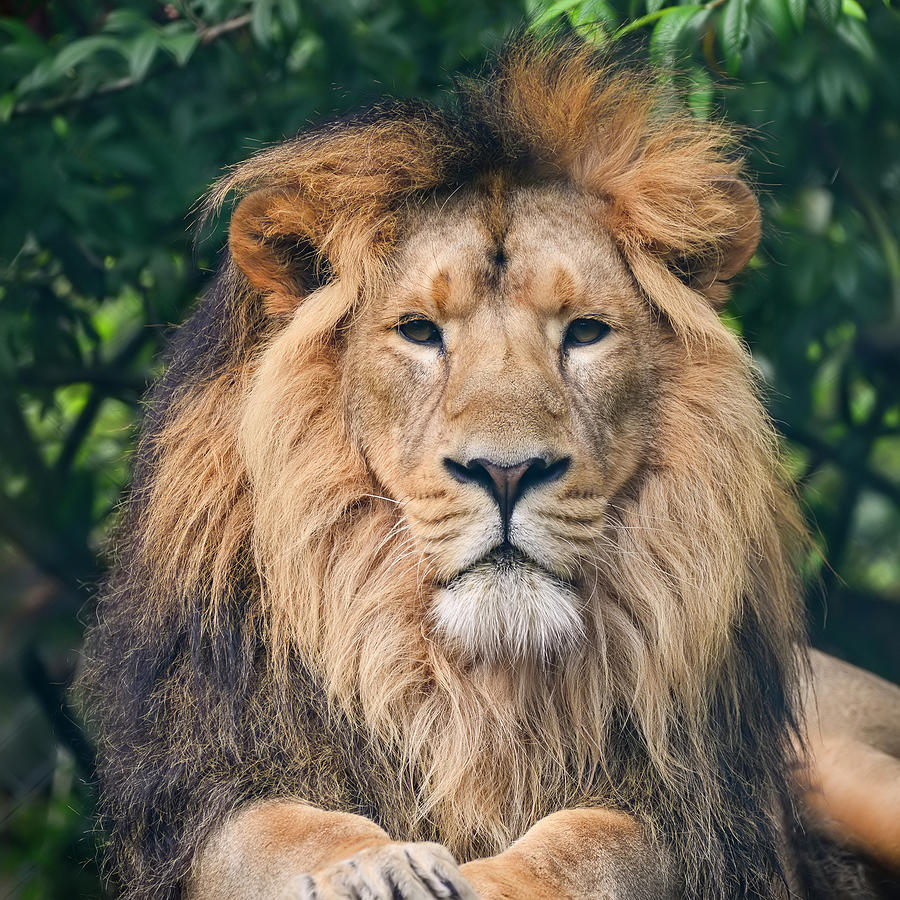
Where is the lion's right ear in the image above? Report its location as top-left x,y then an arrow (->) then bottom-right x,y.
229,187 -> 332,316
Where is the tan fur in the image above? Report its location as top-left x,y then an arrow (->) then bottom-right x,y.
191,804 -> 391,899
801,650 -> 900,872
461,809 -> 674,900
806,649 -> 900,758
100,36 -> 897,900
190,803 -> 481,900
192,801 -> 671,900
804,737 -> 900,872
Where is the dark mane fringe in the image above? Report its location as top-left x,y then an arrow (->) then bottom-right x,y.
78,33 -> 823,900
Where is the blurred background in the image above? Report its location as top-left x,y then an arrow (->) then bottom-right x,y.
0,0 -> 898,895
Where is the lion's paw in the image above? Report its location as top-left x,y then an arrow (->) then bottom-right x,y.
295,841 -> 481,900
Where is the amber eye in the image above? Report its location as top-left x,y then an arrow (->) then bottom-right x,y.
398,317 -> 442,346
564,318 -> 611,347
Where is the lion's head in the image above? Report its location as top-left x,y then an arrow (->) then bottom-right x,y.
129,38 -> 807,893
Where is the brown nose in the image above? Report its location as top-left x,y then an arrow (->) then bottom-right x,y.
443,455 -> 570,526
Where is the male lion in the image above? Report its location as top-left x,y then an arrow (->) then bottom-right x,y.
81,37 -> 900,900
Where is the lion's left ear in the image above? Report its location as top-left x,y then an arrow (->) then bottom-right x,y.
607,166 -> 761,317
613,176 -> 761,339
665,178 -> 760,307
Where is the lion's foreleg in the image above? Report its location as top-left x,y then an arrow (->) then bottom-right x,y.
803,734 -> 900,872
802,649 -> 900,872
460,808 -> 675,900
188,800 -> 479,899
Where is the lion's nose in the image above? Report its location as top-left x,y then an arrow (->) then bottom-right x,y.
443,455 -> 571,525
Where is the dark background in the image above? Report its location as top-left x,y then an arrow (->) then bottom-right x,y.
1,0 -> 898,895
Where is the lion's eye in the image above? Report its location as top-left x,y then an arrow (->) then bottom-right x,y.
564,318 -> 610,347
398,317 -> 442,346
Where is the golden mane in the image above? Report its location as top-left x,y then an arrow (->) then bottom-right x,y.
85,35 -> 808,900
201,39 -> 756,332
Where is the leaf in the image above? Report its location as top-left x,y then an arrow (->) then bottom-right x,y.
1,38 -> 51,77
0,90 -> 15,122
277,0 -> 302,31
251,0 -> 276,45
721,0 -> 752,72
842,65 -> 870,109
532,0 -> 584,27
51,113 -> 68,137
814,0 -> 841,25
841,0 -> 866,19
569,0 -> 620,39
102,10 -> 153,34
160,25 -> 199,66
836,16 -> 877,61
48,36 -> 122,81
15,57 -> 56,94
788,0 -> 807,29
759,0 -> 795,41
817,63 -> 844,114
570,0 -> 620,28
287,33 -> 322,72
649,5 -> 706,64
686,66 -> 715,118
646,0 -> 667,13
126,31 -> 159,81
0,18 -> 49,53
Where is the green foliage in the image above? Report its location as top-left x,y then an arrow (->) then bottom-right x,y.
0,0 -> 898,892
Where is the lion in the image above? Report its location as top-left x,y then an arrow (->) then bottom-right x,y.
80,36 -> 900,900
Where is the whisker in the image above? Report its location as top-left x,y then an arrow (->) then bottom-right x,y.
361,493 -> 401,505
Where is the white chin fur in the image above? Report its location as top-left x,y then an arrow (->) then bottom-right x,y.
431,559 -> 584,661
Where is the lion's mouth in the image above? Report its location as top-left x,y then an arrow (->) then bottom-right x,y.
448,542 -> 573,588
483,543 -> 528,568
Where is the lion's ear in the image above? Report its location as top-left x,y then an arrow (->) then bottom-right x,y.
617,177 -> 761,341
665,178 -> 760,307
229,187 -> 333,316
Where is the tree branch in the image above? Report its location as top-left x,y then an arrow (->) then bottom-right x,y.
0,492 -> 97,589
17,366 -> 148,393
0,326 -> 155,582
781,423 -> 900,508
12,13 -> 253,116
198,12 -> 252,43
53,388 -> 104,476
21,644 -> 95,781
50,326 -> 157,476
815,124 -> 900,323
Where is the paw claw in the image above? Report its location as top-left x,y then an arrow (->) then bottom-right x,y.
301,841 -> 477,900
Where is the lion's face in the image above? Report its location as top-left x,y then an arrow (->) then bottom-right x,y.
342,182 -> 662,659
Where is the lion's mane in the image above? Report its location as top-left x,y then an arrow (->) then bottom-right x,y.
82,38 -> 811,900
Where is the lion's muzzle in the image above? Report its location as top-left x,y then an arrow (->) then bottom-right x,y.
442,454 -> 571,537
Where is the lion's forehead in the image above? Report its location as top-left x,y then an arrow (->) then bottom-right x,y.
387,182 -> 640,324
